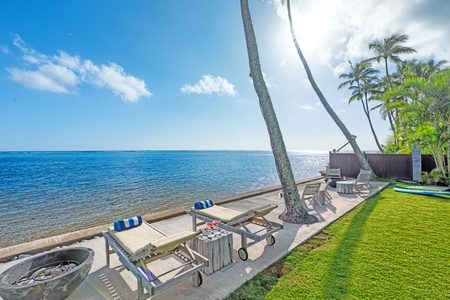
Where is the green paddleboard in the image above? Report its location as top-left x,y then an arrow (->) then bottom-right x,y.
395,183 -> 450,192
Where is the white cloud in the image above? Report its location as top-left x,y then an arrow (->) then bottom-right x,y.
299,104 -> 316,110
0,45 -> 10,54
95,63 -> 151,102
7,68 -> 71,93
40,64 -> 79,87
53,50 -> 81,70
269,0 -> 450,76
181,75 -> 237,96
6,34 -> 151,102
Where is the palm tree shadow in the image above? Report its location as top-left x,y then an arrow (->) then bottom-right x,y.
322,196 -> 379,299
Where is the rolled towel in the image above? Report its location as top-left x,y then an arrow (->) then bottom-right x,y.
194,199 -> 214,209
114,215 -> 143,231
136,260 -> 155,281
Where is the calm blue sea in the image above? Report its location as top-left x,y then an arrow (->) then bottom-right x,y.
0,150 -> 327,247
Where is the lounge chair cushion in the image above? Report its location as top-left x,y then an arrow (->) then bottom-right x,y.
150,230 -> 199,253
109,223 -> 164,257
192,205 -> 254,223
109,224 -> 198,260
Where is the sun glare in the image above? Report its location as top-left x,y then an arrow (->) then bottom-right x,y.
274,9 -> 336,74
291,11 -> 333,55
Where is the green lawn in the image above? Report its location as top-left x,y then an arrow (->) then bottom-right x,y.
228,186 -> 450,299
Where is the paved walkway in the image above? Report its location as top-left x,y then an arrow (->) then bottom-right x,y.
0,180 -> 388,300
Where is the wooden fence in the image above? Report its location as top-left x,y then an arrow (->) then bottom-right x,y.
329,152 -> 439,180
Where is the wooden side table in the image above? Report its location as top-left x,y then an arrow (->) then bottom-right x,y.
336,181 -> 354,194
190,226 -> 233,275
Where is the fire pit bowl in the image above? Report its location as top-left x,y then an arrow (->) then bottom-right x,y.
0,247 -> 94,300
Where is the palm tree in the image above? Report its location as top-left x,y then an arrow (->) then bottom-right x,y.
422,58 -> 448,80
367,34 -> 417,88
366,34 -> 417,144
240,0 -> 317,224
283,0 -> 371,171
423,69 -> 450,182
339,60 -> 384,152
384,66 -> 450,182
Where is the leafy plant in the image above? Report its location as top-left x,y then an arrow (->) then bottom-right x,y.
419,168 -> 448,185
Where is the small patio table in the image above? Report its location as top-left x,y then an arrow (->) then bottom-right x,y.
336,181 -> 354,194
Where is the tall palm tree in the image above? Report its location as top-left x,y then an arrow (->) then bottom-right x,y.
367,34 -> 417,88
240,0 -> 317,224
284,0 -> 371,170
339,60 -> 384,152
366,34 -> 417,144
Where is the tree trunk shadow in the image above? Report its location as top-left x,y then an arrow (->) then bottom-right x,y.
322,196 -> 379,299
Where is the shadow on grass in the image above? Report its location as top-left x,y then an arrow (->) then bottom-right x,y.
427,194 -> 450,201
322,195 -> 380,299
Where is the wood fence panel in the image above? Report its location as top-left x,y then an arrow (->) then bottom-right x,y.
328,153 -> 441,180
328,152 -> 360,178
366,154 -> 410,179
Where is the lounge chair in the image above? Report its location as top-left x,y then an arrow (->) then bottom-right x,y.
354,169 -> 372,192
103,218 -> 208,300
186,203 -> 283,261
301,182 -> 322,206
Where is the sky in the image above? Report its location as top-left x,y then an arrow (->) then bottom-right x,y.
1,0 -> 449,152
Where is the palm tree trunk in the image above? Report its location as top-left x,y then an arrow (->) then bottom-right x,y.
363,93 -> 384,152
240,0 -> 317,224
383,57 -> 399,144
384,57 -> 393,89
286,0 -> 371,171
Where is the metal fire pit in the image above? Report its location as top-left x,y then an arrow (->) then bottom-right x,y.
0,247 -> 94,300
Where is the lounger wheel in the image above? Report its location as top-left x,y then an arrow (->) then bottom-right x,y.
266,235 -> 275,246
192,271 -> 203,287
238,248 -> 248,261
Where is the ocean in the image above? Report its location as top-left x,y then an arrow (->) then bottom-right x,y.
0,150 -> 328,248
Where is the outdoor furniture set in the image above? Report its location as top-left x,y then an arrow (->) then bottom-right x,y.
301,168 -> 373,206
103,200 -> 283,299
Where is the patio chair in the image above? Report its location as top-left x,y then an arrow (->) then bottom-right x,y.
325,168 -> 341,180
186,202 -> 283,261
325,167 -> 342,186
354,169 -> 372,192
319,181 -> 333,203
103,217 -> 208,299
301,182 -> 322,206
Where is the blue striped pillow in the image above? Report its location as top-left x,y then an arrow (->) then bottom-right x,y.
114,216 -> 143,231
194,199 -> 214,209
